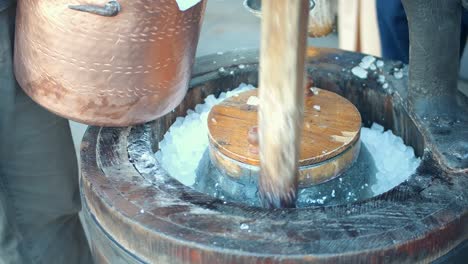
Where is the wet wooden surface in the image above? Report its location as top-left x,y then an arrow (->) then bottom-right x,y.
208,88 -> 361,186
208,88 -> 361,166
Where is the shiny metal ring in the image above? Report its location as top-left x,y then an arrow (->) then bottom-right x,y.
68,0 -> 121,17
309,0 -> 315,10
244,0 -> 315,16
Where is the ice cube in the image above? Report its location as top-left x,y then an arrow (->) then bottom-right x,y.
246,96 -> 260,106
378,75 -> 386,84
359,56 -> 376,69
352,66 -> 368,79
370,123 -> 384,133
240,223 -> 249,230
376,60 -> 384,68
394,70 -> 404,79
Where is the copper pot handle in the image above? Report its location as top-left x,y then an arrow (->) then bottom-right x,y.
68,0 -> 121,17
309,0 -> 315,10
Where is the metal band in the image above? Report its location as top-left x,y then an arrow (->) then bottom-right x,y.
68,0 -> 121,17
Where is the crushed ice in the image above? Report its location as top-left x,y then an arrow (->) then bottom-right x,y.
351,66 -> 368,79
359,55 -> 376,69
376,60 -> 384,68
393,68 -> 404,79
155,84 -> 255,186
361,123 -> 421,194
351,56 -> 406,90
240,223 -> 250,230
310,87 -> 319,95
246,96 -> 260,106
155,84 -> 421,199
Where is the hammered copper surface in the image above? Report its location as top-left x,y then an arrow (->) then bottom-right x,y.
14,0 -> 206,126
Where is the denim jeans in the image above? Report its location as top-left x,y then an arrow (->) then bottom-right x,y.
376,0 -> 468,64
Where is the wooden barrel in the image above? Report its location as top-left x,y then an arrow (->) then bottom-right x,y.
80,48 -> 468,263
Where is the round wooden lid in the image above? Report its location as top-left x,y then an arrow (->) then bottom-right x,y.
207,88 -> 361,167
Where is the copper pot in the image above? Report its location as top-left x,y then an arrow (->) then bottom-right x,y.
14,0 -> 206,126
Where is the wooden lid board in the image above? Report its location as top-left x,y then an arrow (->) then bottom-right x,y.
208,88 -> 362,168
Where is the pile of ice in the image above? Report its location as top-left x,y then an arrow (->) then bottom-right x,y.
351,55 -> 404,90
155,83 -> 255,186
352,55 -> 382,79
155,84 -> 421,196
361,123 -> 421,194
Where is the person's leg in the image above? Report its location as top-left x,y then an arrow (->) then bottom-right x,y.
0,4 -> 92,264
377,0 -> 468,63
0,5 -> 31,264
0,180 -> 26,264
376,0 -> 410,63
460,10 -> 468,56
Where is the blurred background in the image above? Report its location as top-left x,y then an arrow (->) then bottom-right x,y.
69,0 -> 468,159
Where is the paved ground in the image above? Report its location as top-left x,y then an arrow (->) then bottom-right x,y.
69,0 -> 339,157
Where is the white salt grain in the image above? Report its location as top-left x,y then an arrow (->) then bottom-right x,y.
359,56 -> 376,69
238,64 -> 246,69
313,105 -> 321,111
240,223 -> 249,230
378,75 -> 386,84
310,87 -> 319,95
394,69 -> 404,79
352,66 -> 368,79
246,96 -> 260,106
376,60 -> 384,68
